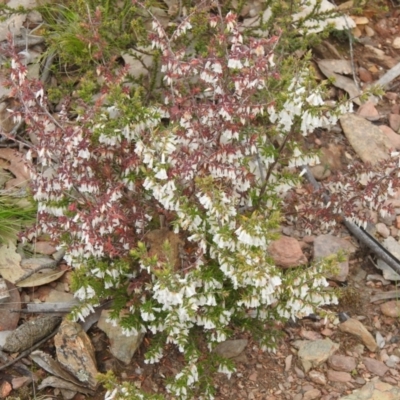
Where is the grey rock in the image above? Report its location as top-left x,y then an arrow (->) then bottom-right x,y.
313,235 -> 356,282
297,339 -> 339,373
340,114 -> 392,165
213,339 -> 248,359
385,355 -> 400,368
339,319 -> 378,352
377,237 -> 400,280
97,310 -> 145,365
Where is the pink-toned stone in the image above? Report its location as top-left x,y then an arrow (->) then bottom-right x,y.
321,328 -> 334,337
375,222 -> 390,238
309,370 -> 327,385
339,319 -> 378,352
389,114 -> 400,132
300,328 -> 323,341
358,67 -> 373,83
386,92 -> 398,101
33,241 -> 57,255
327,369 -> 352,382
379,125 -> 400,150
11,376 -> 31,390
396,216 -> 400,229
0,381 -> 12,398
363,357 -> 389,376
357,101 -> 380,121
248,372 -> 258,382
382,376 -> 398,385
391,103 -> 400,114
380,301 -> 400,318
303,235 -> 316,244
268,236 -> 307,268
303,388 -> 322,400
328,355 -> 357,372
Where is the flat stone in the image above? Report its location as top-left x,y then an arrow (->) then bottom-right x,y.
303,388 -> 322,400
352,16 -> 369,25
327,369 -> 352,382
393,37 -> 400,49
363,357 -> 389,376
339,319 -> 378,352
297,339 -> 339,373
295,365 -> 305,378
378,125 -> 400,150
313,235 -> 355,282
340,114 -> 392,165
380,300 -> 400,318
11,376 -> 31,390
357,101 -> 380,121
33,241 -> 57,255
268,236 -> 307,268
385,355 -> 400,368
375,223 -> 390,238
54,320 -> 99,390
389,114 -> 400,132
309,164 -> 331,180
214,339 -> 248,359
309,370 -> 327,385
377,237 -> 400,281
339,377 -> 400,400
364,26 -> 375,37
97,310 -> 145,365
359,67 -> 373,83
328,355 -> 357,372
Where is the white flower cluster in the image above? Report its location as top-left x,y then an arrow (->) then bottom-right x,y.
268,73 -> 353,136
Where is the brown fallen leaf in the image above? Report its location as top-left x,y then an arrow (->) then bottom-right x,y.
0,148 -> 31,189
318,59 -> 362,106
0,279 -> 20,331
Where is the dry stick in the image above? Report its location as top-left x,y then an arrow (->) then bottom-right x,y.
0,328 -> 58,372
374,61 -> 400,89
301,165 -> 400,276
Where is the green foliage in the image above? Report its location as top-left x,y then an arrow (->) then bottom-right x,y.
9,0 -> 361,398
0,196 -> 36,244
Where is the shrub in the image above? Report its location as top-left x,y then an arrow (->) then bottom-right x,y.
6,1 -> 361,398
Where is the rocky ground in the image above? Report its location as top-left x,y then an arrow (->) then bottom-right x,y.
2,1 -> 400,400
